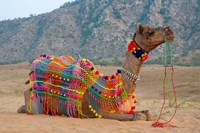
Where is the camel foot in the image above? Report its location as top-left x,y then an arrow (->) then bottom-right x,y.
132,112 -> 146,121
141,110 -> 152,121
17,105 -> 26,113
141,110 -> 156,121
135,110 -> 153,121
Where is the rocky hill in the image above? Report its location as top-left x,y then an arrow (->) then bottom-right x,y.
0,0 -> 200,66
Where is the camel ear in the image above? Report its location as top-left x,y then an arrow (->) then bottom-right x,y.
136,24 -> 143,34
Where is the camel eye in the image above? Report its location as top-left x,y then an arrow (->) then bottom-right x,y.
147,31 -> 155,36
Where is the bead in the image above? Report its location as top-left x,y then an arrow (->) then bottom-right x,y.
88,105 -> 92,108
95,113 -> 98,117
98,115 -> 102,118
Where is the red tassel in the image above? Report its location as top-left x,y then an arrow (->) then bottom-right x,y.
152,122 -> 178,128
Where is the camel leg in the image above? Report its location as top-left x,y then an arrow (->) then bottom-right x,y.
135,110 -> 152,121
17,89 -> 40,115
17,105 -> 26,113
101,110 -> 152,121
101,112 -> 147,121
17,89 -> 30,113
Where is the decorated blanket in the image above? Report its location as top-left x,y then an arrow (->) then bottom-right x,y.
28,54 -> 136,118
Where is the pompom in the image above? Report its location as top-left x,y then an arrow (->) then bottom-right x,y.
131,106 -> 135,110
104,76 -> 108,80
117,69 -> 121,73
95,71 -> 99,75
90,67 -> 94,71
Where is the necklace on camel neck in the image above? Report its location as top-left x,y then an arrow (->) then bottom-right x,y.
128,39 -> 149,62
121,68 -> 140,83
121,37 -> 148,83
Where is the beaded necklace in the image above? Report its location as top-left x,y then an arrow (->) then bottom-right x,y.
121,68 -> 140,83
28,55 -> 137,118
128,39 -> 149,62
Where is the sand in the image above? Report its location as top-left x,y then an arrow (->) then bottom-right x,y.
0,62 -> 200,133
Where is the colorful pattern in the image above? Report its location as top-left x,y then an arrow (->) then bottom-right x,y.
28,54 -> 136,118
128,39 -> 149,62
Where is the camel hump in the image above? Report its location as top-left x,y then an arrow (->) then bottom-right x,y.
50,55 -> 75,67
59,55 -> 76,66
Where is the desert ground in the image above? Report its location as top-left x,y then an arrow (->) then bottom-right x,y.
0,62 -> 200,133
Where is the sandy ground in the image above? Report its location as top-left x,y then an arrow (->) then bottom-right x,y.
0,62 -> 200,133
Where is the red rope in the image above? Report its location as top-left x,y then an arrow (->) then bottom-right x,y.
152,65 -> 178,128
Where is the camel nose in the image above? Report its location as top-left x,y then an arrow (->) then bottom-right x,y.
164,26 -> 175,36
164,26 -> 175,42
164,26 -> 173,35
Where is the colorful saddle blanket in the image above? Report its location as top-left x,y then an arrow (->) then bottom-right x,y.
29,55 -> 136,118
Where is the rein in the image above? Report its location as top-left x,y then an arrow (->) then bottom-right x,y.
152,36 -> 178,128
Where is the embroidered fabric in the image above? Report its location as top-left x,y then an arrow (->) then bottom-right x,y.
28,55 -> 136,118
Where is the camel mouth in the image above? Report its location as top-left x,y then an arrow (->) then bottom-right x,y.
165,34 -> 175,42
164,27 -> 175,42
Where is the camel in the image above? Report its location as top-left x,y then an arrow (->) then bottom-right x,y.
18,24 -> 175,121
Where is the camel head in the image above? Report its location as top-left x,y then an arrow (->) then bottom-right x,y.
134,24 -> 175,53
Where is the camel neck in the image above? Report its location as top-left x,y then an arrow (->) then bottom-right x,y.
121,51 -> 143,94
